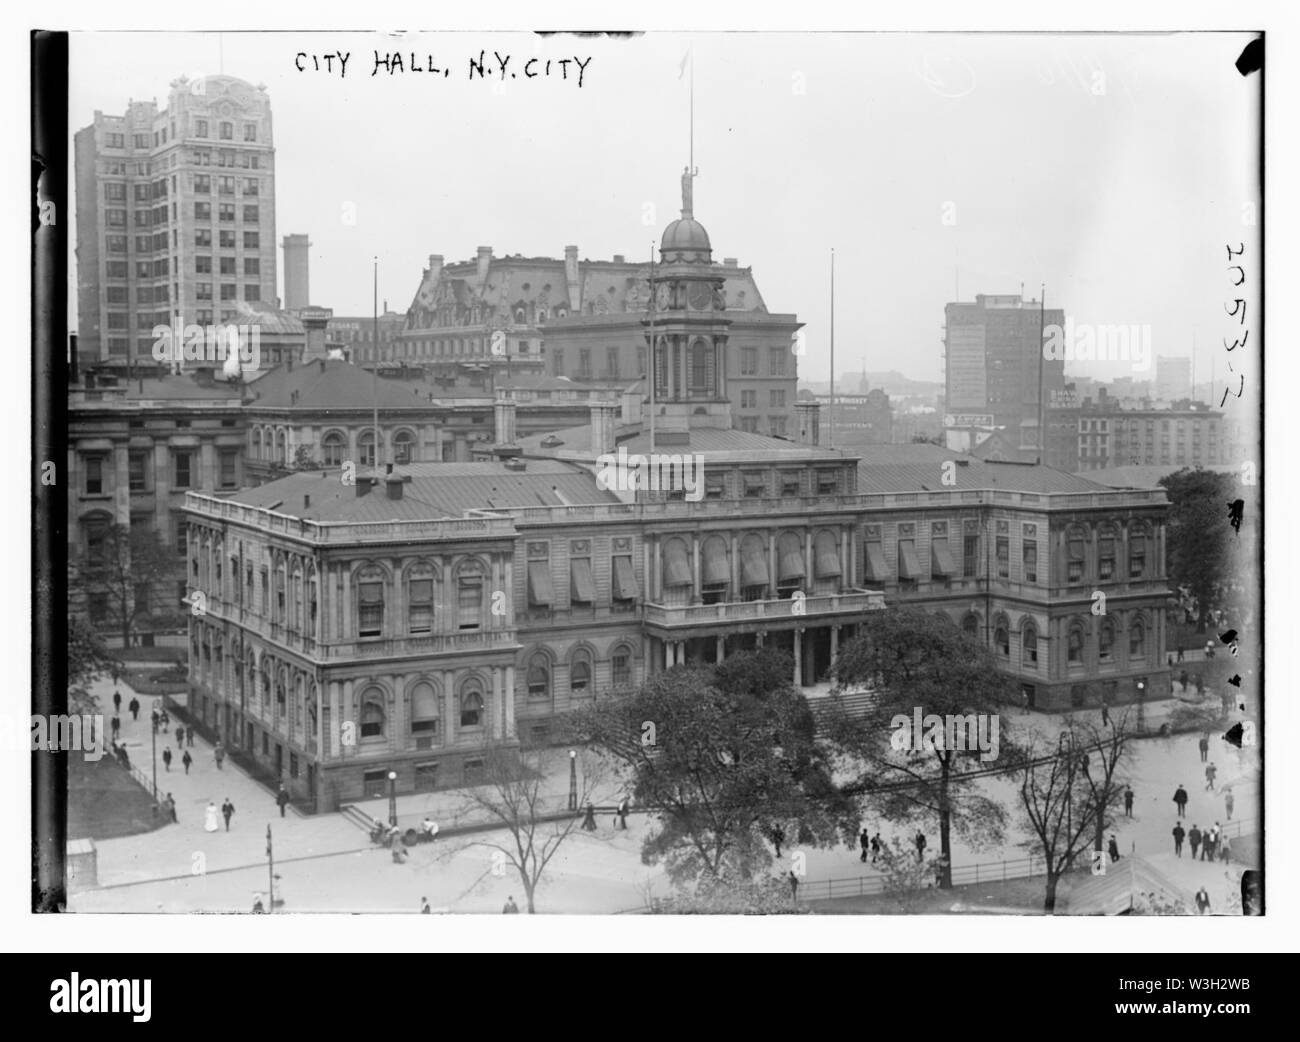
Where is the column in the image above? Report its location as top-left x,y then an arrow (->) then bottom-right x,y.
840,529 -> 850,591
830,625 -> 840,666
804,531 -> 814,593
153,441 -> 171,536
730,533 -> 740,595
492,668 -> 504,740
113,445 -> 130,524
502,558 -> 514,628
503,665 -> 516,738
341,564 -> 352,640
643,635 -> 653,675
652,538 -> 662,603
716,635 -> 725,664
767,535 -> 777,599
793,630 -> 803,687
442,670 -> 456,745
341,679 -> 354,756
692,534 -> 701,603
328,680 -> 340,758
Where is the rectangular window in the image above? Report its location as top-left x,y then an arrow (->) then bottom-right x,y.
173,451 -> 192,489
1099,536 -> 1115,581
244,258 -> 260,275
219,203 -> 235,222
128,451 -> 148,492
1129,535 -> 1146,578
578,348 -> 591,379
243,231 -> 260,249
243,205 -> 259,223
219,450 -> 238,489
770,389 -> 786,409
605,346 -> 619,379
358,582 -> 384,637
1023,541 -> 1037,584
740,347 -> 757,375
218,176 -> 234,195
741,390 -> 757,409
194,201 -> 211,220
195,119 -> 208,137
219,256 -> 236,275
458,578 -> 482,630
244,122 -> 257,142
84,456 -> 104,495
996,537 -> 1009,579
768,348 -> 787,376
408,578 -> 434,634
219,122 -> 233,140
963,534 -> 979,577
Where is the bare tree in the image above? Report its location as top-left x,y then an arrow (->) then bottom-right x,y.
72,521 -> 176,648
455,741 -> 607,914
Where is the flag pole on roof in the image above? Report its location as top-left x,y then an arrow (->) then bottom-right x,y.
373,255 -> 380,472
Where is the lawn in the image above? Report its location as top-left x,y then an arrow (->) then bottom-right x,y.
68,749 -> 165,841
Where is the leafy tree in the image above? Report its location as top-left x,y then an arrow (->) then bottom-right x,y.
72,521 -> 177,648
67,613 -> 120,714
567,647 -> 853,886
826,609 -> 1022,887
877,837 -> 947,913
454,741 -> 606,914
1160,468 -> 1236,633
646,870 -> 809,914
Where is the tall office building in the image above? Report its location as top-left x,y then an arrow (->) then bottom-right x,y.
282,233 -> 310,309
944,293 -> 1065,452
1154,355 -> 1192,402
75,74 -> 278,366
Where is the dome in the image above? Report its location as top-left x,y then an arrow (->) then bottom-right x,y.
660,217 -> 711,252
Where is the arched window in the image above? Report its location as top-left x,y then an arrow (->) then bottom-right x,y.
1022,620 -> 1038,668
360,694 -> 385,738
994,617 -> 1010,658
1129,618 -> 1146,658
460,684 -> 484,728
252,428 -> 263,460
307,684 -> 318,737
393,430 -> 415,464
357,430 -> 377,468
275,429 -> 287,464
570,650 -> 592,696
1099,618 -> 1116,662
962,613 -> 979,640
690,339 -> 713,393
1068,621 -> 1085,665
410,681 -> 440,735
321,431 -> 346,466
355,565 -> 385,638
527,654 -> 551,699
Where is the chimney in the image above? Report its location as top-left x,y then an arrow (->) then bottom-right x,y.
564,245 -> 581,311
590,401 -> 618,458
476,246 -> 493,283
723,257 -> 737,267
427,254 -> 443,281
304,494 -> 310,509
795,400 -> 822,446
355,474 -> 374,497
386,473 -> 404,500
612,254 -> 625,264
494,394 -> 518,445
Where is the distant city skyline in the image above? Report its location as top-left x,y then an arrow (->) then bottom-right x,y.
68,31 -> 1259,386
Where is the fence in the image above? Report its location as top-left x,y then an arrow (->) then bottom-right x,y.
797,854 -> 1049,902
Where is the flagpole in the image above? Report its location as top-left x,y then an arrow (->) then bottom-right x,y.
1037,283 -> 1046,465
648,244 -> 656,453
373,256 -> 380,471
689,43 -> 694,177
829,248 -> 835,449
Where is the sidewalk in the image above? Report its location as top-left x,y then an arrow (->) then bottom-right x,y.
88,674 -> 365,887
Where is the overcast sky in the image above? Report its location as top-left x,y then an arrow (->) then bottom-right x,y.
68,30 -> 1261,390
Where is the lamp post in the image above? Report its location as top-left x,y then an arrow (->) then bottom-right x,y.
151,715 -> 158,804
387,770 -> 398,826
568,750 -> 577,812
1136,678 -> 1147,734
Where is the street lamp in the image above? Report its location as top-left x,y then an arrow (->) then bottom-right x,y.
151,713 -> 158,805
387,770 -> 398,827
568,750 -> 578,812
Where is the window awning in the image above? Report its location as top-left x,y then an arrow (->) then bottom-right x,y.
931,541 -> 957,576
662,541 -> 692,588
865,542 -> 890,582
570,557 -> 595,603
814,533 -> 841,578
741,543 -> 769,588
778,536 -> 805,582
612,556 -> 639,600
897,540 -> 921,579
702,540 -> 730,585
527,561 -> 553,607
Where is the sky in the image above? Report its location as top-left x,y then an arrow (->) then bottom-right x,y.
67,30 -> 1262,393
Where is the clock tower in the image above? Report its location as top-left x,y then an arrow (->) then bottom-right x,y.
644,169 -> 732,430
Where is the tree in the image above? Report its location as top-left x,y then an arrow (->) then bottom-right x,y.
67,613 -> 120,715
826,609 -> 1022,888
877,837 -> 948,913
1017,719 -> 1132,913
567,648 -> 852,886
72,521 -> 177,648
455,741 -> 606,914
1160,468 -> 1235,633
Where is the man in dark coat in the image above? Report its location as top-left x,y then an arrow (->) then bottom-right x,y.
1172,822 -> 1185,857
276,785 -> 290,817
859,828 -> 870,863
128,696 -> 140,721
1173,785 -> 1188,817
221,798 -> 235,831
1188,824 -> 1202,860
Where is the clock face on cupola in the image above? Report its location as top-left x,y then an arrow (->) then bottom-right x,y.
688,282 -> 713,311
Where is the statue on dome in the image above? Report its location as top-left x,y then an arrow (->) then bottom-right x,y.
681,165 -> 698,216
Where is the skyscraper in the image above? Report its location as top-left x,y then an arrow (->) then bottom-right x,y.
75,74 -> 278,366
944,293 -> 1065,452
282,233 -> 310,309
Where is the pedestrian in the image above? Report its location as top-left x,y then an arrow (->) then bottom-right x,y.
187,726 -> 194,748
162,747 -> 172,771
214,741 -> 225,770
128,696 -> 140,721
221,798 -> 234,831
1172,821 -> 1185,857
914,831 -> 927,862
1194,887 -> 1211,914
788,870 -> 799,900
110,715 -> 121,739
859,828 -> 870,863
1188,824 -> 1202,860
503,896 -> 519,914
871,832 -> 882,864
1198,734 -> 1209,763
389,825 -> 406,864
1173,785 -> 1188,817
1202,824 -> 1218,862
421,897 -> 431,914
150,708 -> 160,734
1205,762 -> 1217,792
276,784 -> 290,817
165,792 -> 177,823
1180,670 -> 1190,692
769,825 -> 784,858
616,796 -> 629,830
181,749 -> 192,774
1124,787 -> 1134,818
116,744 -> 130,769
1107,834 -> 1121,863
252,894 -> 266,914
112,690 -> 121,713
1195,675 -> 1205,697
160,708 -> 170,732
1224,787 -> 1234,821
1177,644 -> 1185,663
1219,834 -> 1232,864
581,802 -> 597,831
204,801 -> 219,833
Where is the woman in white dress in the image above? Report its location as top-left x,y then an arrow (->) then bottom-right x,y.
204,801 -> 220,833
